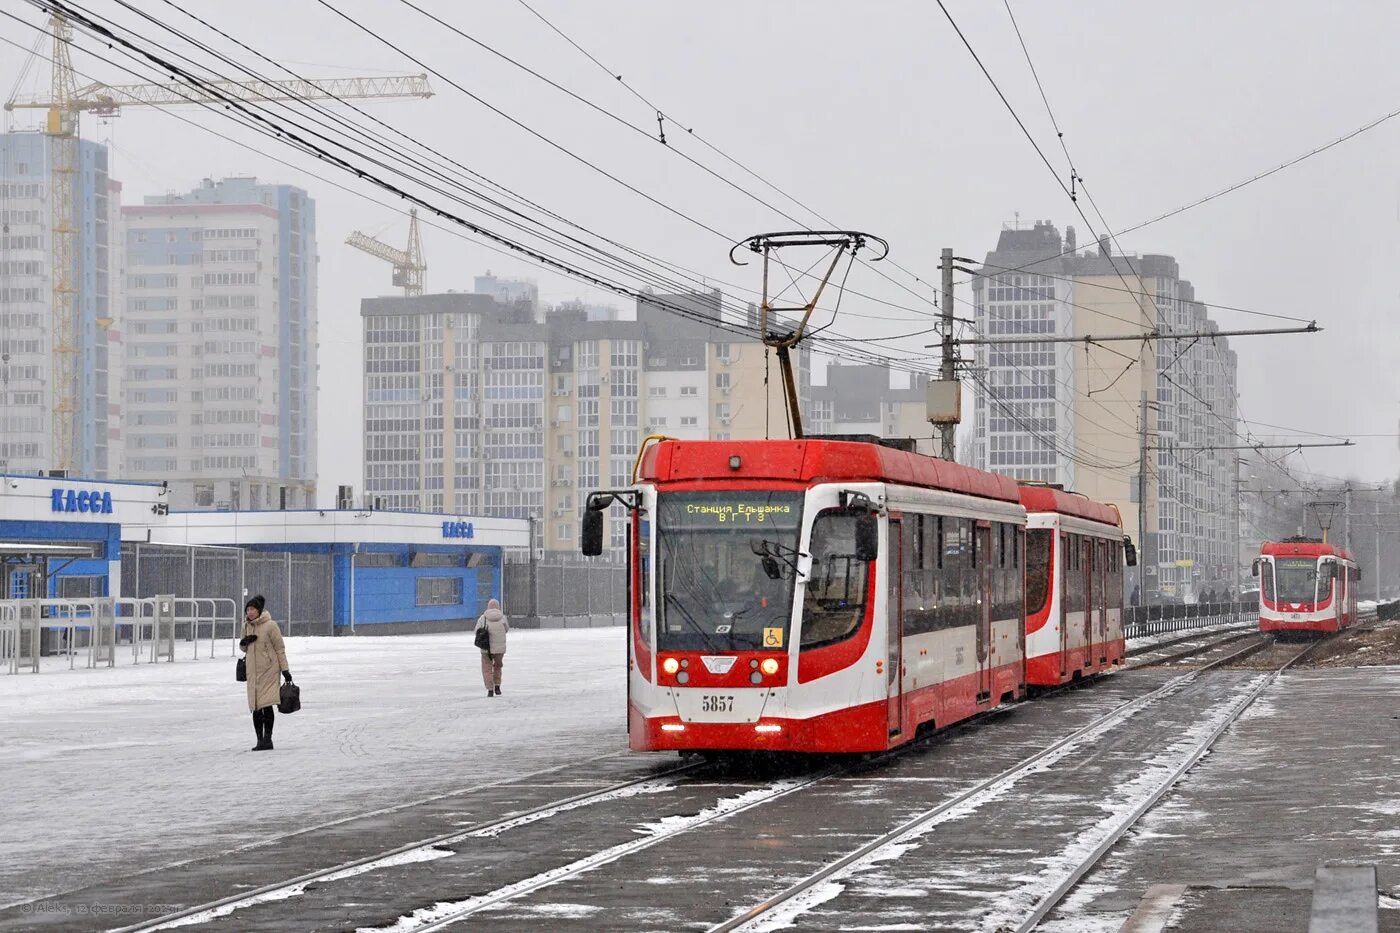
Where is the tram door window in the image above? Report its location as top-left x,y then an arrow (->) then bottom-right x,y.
887,519 -> 903,736
974,524 -> 992,699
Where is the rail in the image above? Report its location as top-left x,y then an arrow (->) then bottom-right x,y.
0,595 -> 239,673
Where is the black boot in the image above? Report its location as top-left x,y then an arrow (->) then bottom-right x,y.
494,686 -> 502,696
251,711 -> 264,751
259,708 -> 275,750
486,689 -> 494,698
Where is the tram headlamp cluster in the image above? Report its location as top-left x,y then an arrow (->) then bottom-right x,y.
760,658 -> 780,675
662,657 -> 680,675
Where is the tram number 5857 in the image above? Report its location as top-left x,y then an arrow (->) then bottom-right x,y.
701,695 -> 734,713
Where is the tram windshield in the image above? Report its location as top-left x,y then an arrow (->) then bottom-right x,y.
1270,557 -> 1321,603
654,490 -> 803,652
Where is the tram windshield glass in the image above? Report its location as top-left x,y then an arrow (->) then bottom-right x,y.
655,490 -> 803,652
1271,557 -> 1320,603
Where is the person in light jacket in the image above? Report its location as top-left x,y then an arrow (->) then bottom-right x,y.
475,598 -> 509,697
239,595 -> 291,750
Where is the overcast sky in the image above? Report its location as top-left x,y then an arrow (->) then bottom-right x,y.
2,0 -> 1395,499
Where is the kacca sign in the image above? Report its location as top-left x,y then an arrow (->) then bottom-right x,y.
51,488 -> 115,515
442,520 -> 475,539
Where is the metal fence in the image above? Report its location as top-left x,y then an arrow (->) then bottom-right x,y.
121,543 -> 334,636
1123,601 -> 1254,639
504,556 -> 627,627
2,595 -> 239,674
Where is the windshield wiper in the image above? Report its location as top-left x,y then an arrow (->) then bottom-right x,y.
750,538 -> 806,579
664,592 -> 720,652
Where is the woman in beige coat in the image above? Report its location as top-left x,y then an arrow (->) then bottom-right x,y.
239,595 -> 291,750
475,598 -> 509,697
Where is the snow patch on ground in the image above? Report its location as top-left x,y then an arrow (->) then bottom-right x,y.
740,881 -> 845,932
152,845 -> 452,929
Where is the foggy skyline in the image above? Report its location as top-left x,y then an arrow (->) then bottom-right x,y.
2,0 -> 1395,498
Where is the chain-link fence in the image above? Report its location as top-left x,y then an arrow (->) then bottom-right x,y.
504,556 -> 626,628
121,544 -> 335,636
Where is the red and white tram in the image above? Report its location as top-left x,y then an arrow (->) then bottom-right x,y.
1018,486 -> 1128,686
585,437 -> 1039,755
1254,538 -> 1359,635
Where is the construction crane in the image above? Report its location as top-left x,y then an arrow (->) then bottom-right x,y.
345,209 -> 427,297
3,14 -> 433,475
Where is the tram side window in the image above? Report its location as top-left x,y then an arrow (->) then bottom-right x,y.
1062,534 -> 1082,614
801,510 -> 872,649
952,518 -> 973,627
902,515 -> 929,634
1026,529 -> 1052,617
1260,560 -> 1274,601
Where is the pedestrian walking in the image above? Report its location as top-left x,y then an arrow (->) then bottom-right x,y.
1129,585 -> 1141,607
475,598 -> 509,697
239,595 -> 292,750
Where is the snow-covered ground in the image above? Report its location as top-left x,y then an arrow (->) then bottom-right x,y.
0,628 -> 628,906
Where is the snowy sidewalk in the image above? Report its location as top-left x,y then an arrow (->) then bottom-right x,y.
0,628 -> 628,907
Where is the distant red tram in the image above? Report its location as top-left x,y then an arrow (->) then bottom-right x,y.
1253,538 -> 1359,634
584,437 -> 1132,755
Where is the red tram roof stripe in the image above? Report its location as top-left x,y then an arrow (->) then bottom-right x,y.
1016,485 -> 1122,527
638,439 -> 1023,504
1259,540 -> 1354,561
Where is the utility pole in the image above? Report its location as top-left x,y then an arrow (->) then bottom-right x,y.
1234,457 -> 1244,595
939,248 -> 956,460
1376,496 -> 1383,601
1344,484 -> 1352,551
1138,392 -> 1150,606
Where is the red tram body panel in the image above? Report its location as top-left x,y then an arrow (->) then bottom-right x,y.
611,438 -> 1129,755
1255,539 -> 1359,634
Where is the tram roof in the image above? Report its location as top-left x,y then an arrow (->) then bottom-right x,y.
637,439 -> 1023,504
1017,485 -> 1122,528
1260,539 -> 1354,561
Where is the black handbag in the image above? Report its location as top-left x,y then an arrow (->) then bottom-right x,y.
474,625 -> 491,651
278,681 -> 301,714
236,657 -> 247,682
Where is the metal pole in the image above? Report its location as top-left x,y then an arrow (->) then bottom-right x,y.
1344,485 -> 1352,551
1234,458 -> 1243,596
939,248 -> 956,460
527,515 -> 538,621
1139,392 -> 1150,607
1376,497 -> 1383,602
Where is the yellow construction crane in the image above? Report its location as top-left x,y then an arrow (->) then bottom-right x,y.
3,14 -> 433,475
345,209 -> 427,297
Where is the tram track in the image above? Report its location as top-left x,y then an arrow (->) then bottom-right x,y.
711,627 -> 1356,933
37,629 -> 1300,933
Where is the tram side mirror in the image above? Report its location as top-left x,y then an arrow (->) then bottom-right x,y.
760,555 -> 782,580
581,509 -> 605,556
1251,559 -> 1260,578
854,513 -> 879,562
1357,566 -> 1363,580
1123,540 -> 1138,567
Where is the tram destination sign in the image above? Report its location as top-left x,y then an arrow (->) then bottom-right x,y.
660,492 -> 802,529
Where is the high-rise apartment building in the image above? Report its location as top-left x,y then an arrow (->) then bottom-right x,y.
809,364 -> 935,453
0,132 -> 120,477
121,176 -> 317,509
361,285 -> 810,556
970,221 -> 1239,601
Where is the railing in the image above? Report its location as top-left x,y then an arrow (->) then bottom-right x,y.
1,595 -> 239,674
1123,601 -> 1254,640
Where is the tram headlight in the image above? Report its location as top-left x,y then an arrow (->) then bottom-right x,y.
760,658 -> 779,676
677,671 -> 689,684
662,657 -> 680,675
